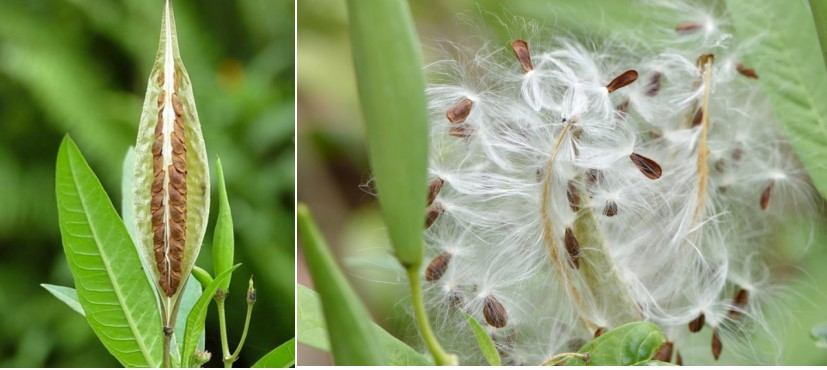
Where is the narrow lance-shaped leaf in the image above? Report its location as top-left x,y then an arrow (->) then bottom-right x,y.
347,0 -> 429,268
252,338 -> 296,368
296,285 -> 430,366
461,311 -> 502,366
55,136 -> 164,367
41,284 -> 84,316
298,205 -> 385,365
212,157 -> 234,292
132,0 -> 210,329
726,0 -> 827,199
180,264 -> 240,368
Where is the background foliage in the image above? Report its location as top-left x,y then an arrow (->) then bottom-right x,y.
297,0 -> 827,365
0,0 -> 294,366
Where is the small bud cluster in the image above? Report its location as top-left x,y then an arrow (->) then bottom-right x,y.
415,2 -> 818,365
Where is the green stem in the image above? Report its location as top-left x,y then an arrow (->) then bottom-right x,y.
406,266 -> 457,366
216,293 -> 232,368
226,299 -> 255,364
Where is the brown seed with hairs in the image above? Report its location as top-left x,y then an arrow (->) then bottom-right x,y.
448,124 -> 475,139
729,288 -> 749,320
760,179 -> 775,210
564,227 -> 580,269
712,328 -> 722,360
646,72 -> 662,96
692,107 -> 704,127
653,341 -> 674,362
567,181 -> 581,212
586,168 -> 604,186
736,64 -> 759,79
603,200 -> 618,217
446,98 -> 474,124
483,295 -> 508,328
427,177 -> 444,206
606,70 -> 639,93
616,100 -> 630,114
594,327 -> 607,338
425,252 -> 451,282
511,40 -> 533,73
675,351 -> 683,366
630,152 -> 663,179
688,312 -> 705,332
425,203 -> 444,229
676,22 -> 703,33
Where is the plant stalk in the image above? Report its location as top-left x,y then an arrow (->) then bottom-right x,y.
406,266 -> 457,365
226,296 -> 255,365
215,291 -> 232,368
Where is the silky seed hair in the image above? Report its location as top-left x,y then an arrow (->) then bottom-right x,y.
400,0 -> 820,365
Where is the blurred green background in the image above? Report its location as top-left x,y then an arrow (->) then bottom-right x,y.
0,0 -> 294,367
297,0 -> 827,365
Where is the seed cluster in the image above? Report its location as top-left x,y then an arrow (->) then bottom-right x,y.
414,2 -> 817,365
152,70 -> 188,297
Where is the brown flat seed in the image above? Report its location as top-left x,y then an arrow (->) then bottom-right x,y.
564,227 -> 580,269
616,100 -> 630,113
567,181 -> 581,212
448,124 -> 474,139
630,152 -> 663,179
675,351 -> 683,366
606,70 -> 639,93
736,63 -> 758,79
692,107 -> 704,127
594,327 -> 607,338
732,148 -> 743,161
483,295 -> 508,328
446,98 -> 473,124
603,200 -> 618,217
650,130 -> 662,139
646,72 -> 661,96
586,168 -> 604,185
729,288 -> 749,320
653,341 -> 674,362
676,22 -> 703,33
425,203 -> 444,229
425,252 -> 451,282
712,328 -> 722,360
511,40 -> 533,73
427,178 -> 444,206
760,179 -> 775,210
688,312 -> 705,332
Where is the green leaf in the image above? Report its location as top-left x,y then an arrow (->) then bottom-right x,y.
252,338 -> 296,368
180,264 -> 239,368
726,0 -> 827,199
567,322 -> 665,366
55,135 -> 164,367
212,157 -> 235,292
810,0 -> 827,71
461,311 -> 501,366
297,205 -> 385,365
40,284 -> 84,316
812,322 -> 827,348
347,0 -> 429,267
296,284 -> 430,366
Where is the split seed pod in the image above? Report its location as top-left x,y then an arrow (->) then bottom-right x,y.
133,0 -> 210,327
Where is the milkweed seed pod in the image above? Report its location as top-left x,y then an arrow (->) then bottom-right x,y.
417,1 -> 818,365
133,0 -> 209,328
